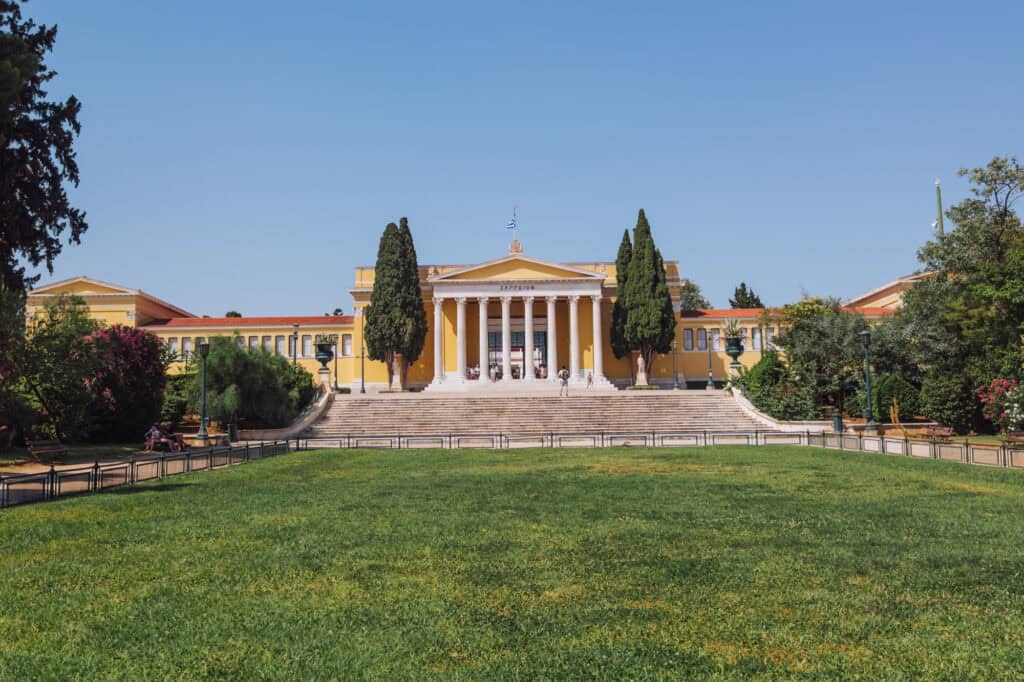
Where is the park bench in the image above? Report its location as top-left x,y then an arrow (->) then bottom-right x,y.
26,438 -> 67,462
923,426 -> 955,442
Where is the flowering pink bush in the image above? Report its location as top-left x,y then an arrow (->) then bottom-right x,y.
85,325 -> 168,441
978,378 -> 1023,432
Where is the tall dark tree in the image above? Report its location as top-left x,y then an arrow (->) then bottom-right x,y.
623,209 -> 675,379
364,223 -> 404,388
729,282 -> 764,308
225,310 -> 242,318
0,2 -> 87,292
609,229 -> 631,362
395,217 -> 427,386
678,279 -> 711,311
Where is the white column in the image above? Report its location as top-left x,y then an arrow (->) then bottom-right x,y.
546,296 -> 558,380
478,297 -> 489,383
591,294 -> 604,380
569,295 -> 581,379
433,298 -> 444,382
501,296 -> 512,381
455,297 -> 466,381
523,296 -> 535,381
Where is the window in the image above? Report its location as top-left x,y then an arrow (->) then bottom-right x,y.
342,334 -> 353,356
752,328 -> 762,351
168,338 -> 179,356
301,335 -> 312,357
236,336 -> 245,348
697,328 -> 707,351
275,336 -> 286,355
248,336 -> 258,351
683,328 -> 694,351
288,335 -> 296,358
710,328 -> 721,351
196,336 -> 205,346
262,336 -> 272,352
182,337 -> 193,359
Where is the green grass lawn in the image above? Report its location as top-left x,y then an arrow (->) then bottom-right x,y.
2,446 -> 1024,679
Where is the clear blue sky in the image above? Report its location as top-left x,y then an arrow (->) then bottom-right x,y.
27,0 -> 1024,315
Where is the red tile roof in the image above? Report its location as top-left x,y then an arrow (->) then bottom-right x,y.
680,307 -> 894,319
142,315 -> 353,329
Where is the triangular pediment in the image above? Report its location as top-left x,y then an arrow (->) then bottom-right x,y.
30,276 -> 137,296
430,256 -> 605,282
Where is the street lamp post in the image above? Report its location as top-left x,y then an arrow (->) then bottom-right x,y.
860,329 -> 875,428
292,323 -> 299,366
706,335 -> 714,390
196,341 -> 210,442
671,339 -> 679,390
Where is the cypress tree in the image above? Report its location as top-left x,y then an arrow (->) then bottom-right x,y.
609,229 -> 632,361
396,217 -> 427,386
729,282 -> 764,308
623,209 -> 675,379
364,222 -> 404,388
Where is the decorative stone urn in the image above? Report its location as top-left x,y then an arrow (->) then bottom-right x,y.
724,336 -> 744,374
315,342 -> 334,370
636,355 -> 649,386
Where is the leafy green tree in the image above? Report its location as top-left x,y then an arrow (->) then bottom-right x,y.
395,217 -> 427,386
898,156 -> 1024,430
187,336 -> 314,428
729,282 -> 763,308
678,279 -> 710,311
0,283 -> 34,446
225,311 -> 242,318
774,302 -> 868,416
622,209 -> 675,376
18,294 -> 100,439
0,2 -> 88,292
609,229 -> 631,362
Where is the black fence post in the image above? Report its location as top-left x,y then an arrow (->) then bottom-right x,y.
48,464 -> 56,499
93,460 -> 100,492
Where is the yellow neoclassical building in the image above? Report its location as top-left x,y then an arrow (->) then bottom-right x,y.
27,244 -> 896,391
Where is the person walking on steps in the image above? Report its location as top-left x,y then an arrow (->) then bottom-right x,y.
558,365 -> 570,397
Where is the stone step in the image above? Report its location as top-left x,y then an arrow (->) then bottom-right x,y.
302,391 -> 768,437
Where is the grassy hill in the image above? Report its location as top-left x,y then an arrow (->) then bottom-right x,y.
2,446 -> 1023,679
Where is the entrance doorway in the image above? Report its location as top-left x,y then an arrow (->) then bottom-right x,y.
486,323 -> 548,380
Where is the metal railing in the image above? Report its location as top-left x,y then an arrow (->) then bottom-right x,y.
296,429 -> 1024,469
6,430 -> 1020,511
0,440 -> 293,510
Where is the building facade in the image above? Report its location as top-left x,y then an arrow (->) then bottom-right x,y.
27,244 -> 895,391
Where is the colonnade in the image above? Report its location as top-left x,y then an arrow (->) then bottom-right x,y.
431,295 -> 604,383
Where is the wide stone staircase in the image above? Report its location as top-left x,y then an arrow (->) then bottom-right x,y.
302,391 -> 770,439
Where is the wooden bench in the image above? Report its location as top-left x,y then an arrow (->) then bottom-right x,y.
26,438 -> 67,462
924,426 -> 955,442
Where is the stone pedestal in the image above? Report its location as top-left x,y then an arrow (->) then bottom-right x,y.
318,367 -> 331,389
390,358 -> 403,392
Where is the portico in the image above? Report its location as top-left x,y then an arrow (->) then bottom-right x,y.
426,248 -> 614,391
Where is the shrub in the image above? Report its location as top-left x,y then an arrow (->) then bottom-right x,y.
735,351 -> 818,421
872,373 -> 921,422
161,373 -> 191,430
920,368 -> 976,434
978,378 -> 1024,432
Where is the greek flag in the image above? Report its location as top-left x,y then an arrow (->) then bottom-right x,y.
506,208 -> 517,230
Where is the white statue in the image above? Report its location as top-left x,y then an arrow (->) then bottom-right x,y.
636,355 -> 649,386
